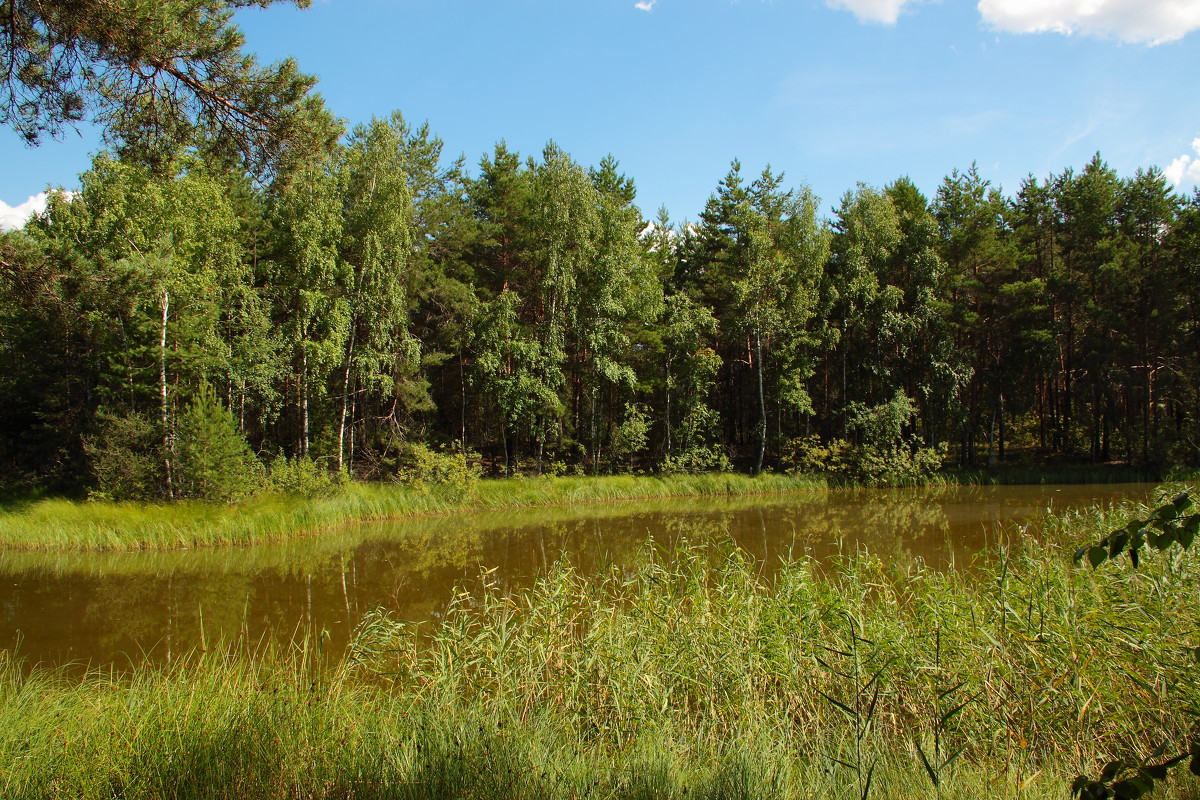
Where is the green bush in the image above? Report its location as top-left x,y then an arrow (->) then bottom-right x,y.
781,433 -> 852,476
610,403 -> 650,472
265,455 -> 337,497
395,441 -> 482,498
661,445 -> 731,475
783,392 -> 942,486
174,382 -> 262,502
83,410 -> 163,501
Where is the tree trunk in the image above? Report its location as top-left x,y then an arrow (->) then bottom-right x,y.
338,325 -> 358,473
160,287 -> 174,499
664,353 -> 672,458
301,350 -> 310,458
755,329 -> 766,475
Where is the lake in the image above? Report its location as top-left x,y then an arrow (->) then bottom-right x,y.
0,483 -> 1156,669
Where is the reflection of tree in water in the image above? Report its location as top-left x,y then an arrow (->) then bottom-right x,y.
0,485 -> 1156,668
83,571 -> 257,663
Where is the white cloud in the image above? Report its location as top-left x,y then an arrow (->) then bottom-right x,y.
978,0 -> 1200,45
0,192 -> 51,232
1164,138 -> 1200,187
826,0 -> 915,24
634,0 -> 656,10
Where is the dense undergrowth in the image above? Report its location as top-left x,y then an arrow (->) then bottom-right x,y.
1,487 -> 1199,798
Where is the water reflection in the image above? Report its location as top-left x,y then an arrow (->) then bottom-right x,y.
0,484 -> 1156,669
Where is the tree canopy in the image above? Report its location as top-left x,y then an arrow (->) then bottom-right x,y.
1,0 -> 318,173
4,114 -> 1199,495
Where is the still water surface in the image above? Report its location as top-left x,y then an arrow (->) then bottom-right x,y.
0,483 -> 1157,669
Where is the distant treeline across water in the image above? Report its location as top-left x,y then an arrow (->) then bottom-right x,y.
3,118 -> 1198,496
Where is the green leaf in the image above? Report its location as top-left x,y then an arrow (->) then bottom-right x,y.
1100,760 -> 1125,782
940,697 -> 973,725
942,744 -> 967,769
818,691 -> 857,719
1088,546 -> 1109,568
861,759 -> 876,800
1189,754 -> 1200,776
1140,764 -> 1168,781
1172,492 -> 1191,511
937,680 -> 967,700
1180,526 -> 1196,549
916,742 -> 938,786
1111,779 -> 1144,800
1108,531 -> 1129,559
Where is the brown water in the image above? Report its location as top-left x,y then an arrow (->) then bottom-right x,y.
0,483 -> 1156,669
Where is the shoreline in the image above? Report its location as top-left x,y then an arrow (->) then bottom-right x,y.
0,473 -> 829,552
0,464 -> 1175,553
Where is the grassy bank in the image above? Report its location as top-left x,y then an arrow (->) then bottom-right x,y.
2,487 -> 1198,798
0,473 -> 826,552
937,463 -> 1165,486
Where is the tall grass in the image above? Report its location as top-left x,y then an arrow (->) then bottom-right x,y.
3,487 -> 1199,798
0,473 -> 827,552
936,463 -> 1161,486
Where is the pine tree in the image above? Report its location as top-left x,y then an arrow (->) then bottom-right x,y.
176,382 -> 261,501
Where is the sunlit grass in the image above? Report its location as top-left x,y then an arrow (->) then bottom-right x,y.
0,473 -> 828,552
2,486 -> 1198,798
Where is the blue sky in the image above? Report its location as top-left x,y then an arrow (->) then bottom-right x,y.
3,0 -> 1199,227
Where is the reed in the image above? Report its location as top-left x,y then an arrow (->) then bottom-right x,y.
0,473 -> 827,552
938,463 -> 1161,486
2,486 -> 1198,798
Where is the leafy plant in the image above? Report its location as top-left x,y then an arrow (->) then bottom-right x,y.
818,615 -> 893,800
266,454 -> 337,497
394,441 -> 481,498
83,409 -> 163,501
1075,492 -> 1199,569
914,627 -> 976,799
1071,742 -> 1200,800
1071,491 -> 1200,798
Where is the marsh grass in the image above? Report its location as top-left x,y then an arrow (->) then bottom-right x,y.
938,464 -> 1162,487
3,487 -> 1199,798
0,473 -> 827,552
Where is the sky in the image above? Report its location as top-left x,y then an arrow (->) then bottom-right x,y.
3,0 -> 1200,229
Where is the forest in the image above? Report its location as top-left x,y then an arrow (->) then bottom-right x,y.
3,110 -> 1200,499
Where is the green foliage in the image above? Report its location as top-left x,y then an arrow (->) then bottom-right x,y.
781,434 -> 852,476
265,455 -> 336,497
395,441 -> 482,498
83,410 -> 163,501
782,392 -> 943,486
7,136 -> 1200,490
174,382 -> 262,502
1070,491 -> 1200,799
660,442 -> 731,475
610,403 -> 650,471
1075,492 -> 1198,569
818,616 -> 892,800
0,0 -> 319,173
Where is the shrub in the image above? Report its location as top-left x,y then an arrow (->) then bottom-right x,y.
83,410 -> 163,500
661,445 -> 731,475
610,403 -> 650,472
266,455 -> 336,497
395,441 -> 481,498
174,382 -> 262,502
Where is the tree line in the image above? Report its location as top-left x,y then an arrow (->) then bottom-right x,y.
3,112 -> 1199,497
